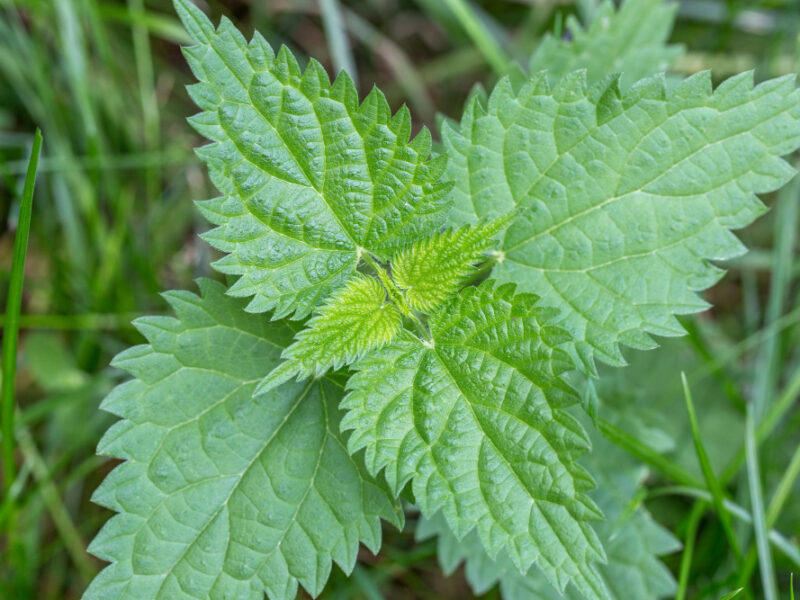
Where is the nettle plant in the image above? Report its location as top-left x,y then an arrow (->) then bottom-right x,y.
85,0 -> 800,598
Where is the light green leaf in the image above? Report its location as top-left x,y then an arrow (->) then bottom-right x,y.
257,274 -> 402,394
85,279 -> 402,600
530,0 -> 682,90
417,425 -> 680,600
176,0 -> 452,320
392,220 -> 507,311
341,281 -> 607,597
443,70 -> 800,371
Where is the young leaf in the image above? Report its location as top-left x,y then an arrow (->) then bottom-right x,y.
417,427 -> 680,600
392,219 -> 506,311
85,280 -> 403,600
530,0 -> 682,89
442,70 -> 800,371
257,274 -> 402,394
176,0 -> 452,320
341,281 -> 607,596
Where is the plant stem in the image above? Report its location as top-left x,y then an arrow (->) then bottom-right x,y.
2,128 -> 42,498
360,251 -> 417,320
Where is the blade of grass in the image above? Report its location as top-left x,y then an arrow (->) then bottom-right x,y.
440,0 -> 510,75
736,439 -> 800,589
0,5 -> 96,303
655,305 -> 800,406
645,307 -> 800,448
720,589 -> 744,599
598,418 -> 703,488
649,486 -> 800,569
15,423 -> 96,583
767,441 -> 800,527
719,366 -> 800,484
682,318 -> 746,410
128,0 -> 161,204
97,4 -> 191,43
690,305 -> 800,382
55,0 -> 105,250
319,0 -> 358,87
2,128 -> 42,497
0,461 -> 30,531
682,372 -> 742,560
745,404 -> 778,600
753,177 -> 799,422
602,407 -> 800,570
677,501 -> 706,600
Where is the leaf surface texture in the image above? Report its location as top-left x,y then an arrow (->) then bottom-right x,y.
443,70 -> 800,369
85,280 -> 402,600
417,426 -> 680,599
392,221 -> 506,311
177,0 -> 451,319
342,282 -> 607,595
258,274 -> 402,393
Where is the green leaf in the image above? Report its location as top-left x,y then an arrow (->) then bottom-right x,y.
85,279 -> 403,600
443,70 -> 800,371
175,0 -> 452,320
257,274 -> 402,394
530,0 -> 682,90
417,425 -> 680,600
392,220 -> 507,311
341,281 -> 607,596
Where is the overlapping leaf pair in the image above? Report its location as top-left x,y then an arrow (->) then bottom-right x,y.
85,0 -> 800,599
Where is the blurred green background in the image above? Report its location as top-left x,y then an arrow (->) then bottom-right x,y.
1,0 -> 800,598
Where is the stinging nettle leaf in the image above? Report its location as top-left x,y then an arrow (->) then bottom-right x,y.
257,273 -> 402,394
392,218 -> 509,311
443,69 -> 800,372
175,0 -> 452,320
85,279 -> 403,600
341,281 -> 608,596
529,0 -> 683,90
417,424 -> 680,600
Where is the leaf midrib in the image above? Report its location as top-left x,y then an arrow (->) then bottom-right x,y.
150,380 -> 316,597
198,26 -> 363,249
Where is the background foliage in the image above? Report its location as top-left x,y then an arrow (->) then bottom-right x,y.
1,0 -> 800,598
